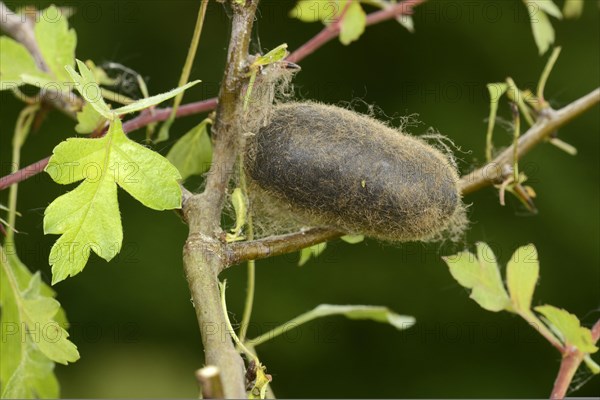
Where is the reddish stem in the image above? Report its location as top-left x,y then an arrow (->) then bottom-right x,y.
550,348 -> 584,399
550,318 -> 600,399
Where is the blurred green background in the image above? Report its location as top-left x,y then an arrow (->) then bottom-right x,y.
1,0 -> 599,397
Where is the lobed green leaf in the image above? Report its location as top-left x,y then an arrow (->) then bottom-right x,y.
44,118 -> 181,283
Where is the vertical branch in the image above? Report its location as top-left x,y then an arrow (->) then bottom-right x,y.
181,0 -> 260,397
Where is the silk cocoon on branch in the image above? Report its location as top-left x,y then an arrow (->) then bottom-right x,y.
245,102 -> 466,242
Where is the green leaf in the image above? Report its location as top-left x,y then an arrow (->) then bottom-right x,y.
247,303 -> 415,347
253,44 -> 289,66
75,102 -> 106,134
442,242 -> 511,312
166,118 -> 213,180
289,0 -> 333,22
526,0 -> 563,19
112,80 -> 201,116
1,340 -> 60,399
396,14 -> 414,33
310,304 -> 416,330
20,274 -> 79,363
0,37 -> 45,89
562,0 -> 584,19
506,244 -> 539,312
44,118 -> 182,283
341,234 -> 364,244
0,248 -> 79,398
535,305 -> 598,354
339,1 -> 366,45
66,60 -> 113,119
298,242 -> 327,266
34,5 -> 77,82
524,0 -> 559,55
226,188 -> 248,242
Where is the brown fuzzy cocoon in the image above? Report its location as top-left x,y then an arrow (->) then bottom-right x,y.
245,102 -> 466,242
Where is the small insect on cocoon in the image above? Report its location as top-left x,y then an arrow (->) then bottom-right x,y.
245,102 -> 465,242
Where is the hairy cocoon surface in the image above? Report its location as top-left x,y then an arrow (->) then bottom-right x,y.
245,102 -> 465,242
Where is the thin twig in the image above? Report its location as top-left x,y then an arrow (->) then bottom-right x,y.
225,228 -> 344,268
